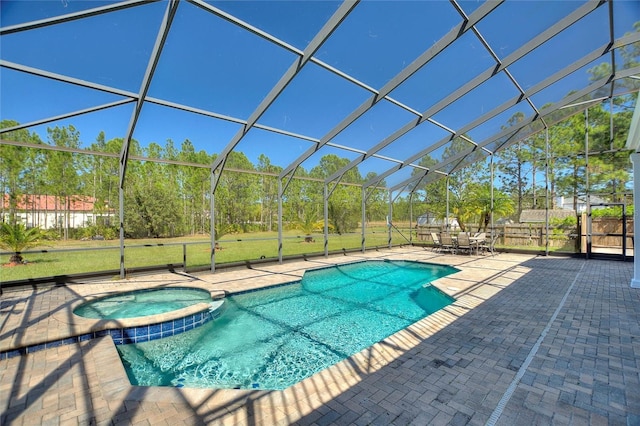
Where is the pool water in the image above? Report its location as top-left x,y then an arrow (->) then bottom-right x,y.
116,260 -> 457,390
74,287 -> 211,319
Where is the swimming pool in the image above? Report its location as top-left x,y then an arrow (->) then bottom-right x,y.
116,260 -> 457,390
74,287 -> 212,319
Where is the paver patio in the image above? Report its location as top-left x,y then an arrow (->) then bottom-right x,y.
1,247 -> 639,425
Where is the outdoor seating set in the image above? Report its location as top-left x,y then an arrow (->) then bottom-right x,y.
430,232 -> 498,255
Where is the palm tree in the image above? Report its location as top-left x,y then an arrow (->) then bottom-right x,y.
297,208 -> 323,242
471,184 -> 515,232
0,223 -> 45,264
213,222 -> 230,251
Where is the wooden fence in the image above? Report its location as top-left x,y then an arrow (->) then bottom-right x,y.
416,215 -> 634,253
416,224 -> 576,250
580,214 -> 634,250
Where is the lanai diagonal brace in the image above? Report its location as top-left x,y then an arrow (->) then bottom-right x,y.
363,181 -> 387,204
209,0 -> 360,194
280,0 -> 503,183
408,171 -> 431,198
360,180 -> 390,250
117,0 -> 179,278
387,187 -> 413,247
119,0 -> 178,189
280,164 -> 300,197
210,157 -> 227,195
325,175 -> 345,200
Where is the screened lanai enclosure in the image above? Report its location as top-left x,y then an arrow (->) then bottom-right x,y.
1,0 -> 639,282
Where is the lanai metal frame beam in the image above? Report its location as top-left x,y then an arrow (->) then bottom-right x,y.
4,0 -> 631,197
363,30 -> 640,191
0,60 -> 410,167
289,0 -> 502,257
1,1 -> 413,172
0,0 -> 157,36
329,0 -> 606,189
0,138 -> 299,173
188,0 -> 454,131
388,65 -> 640,194
197,0 -> 361,267
2,0 -> 638,274
281,0 -> 504,185
208,0 -> 360,192
0,60 -> 139,99
117,0 -> 179,277
0,99 -> 136,135
119,0 -> 178,188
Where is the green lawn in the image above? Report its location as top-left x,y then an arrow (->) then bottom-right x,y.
1,228 -> 409,283
1,227 -> 583,283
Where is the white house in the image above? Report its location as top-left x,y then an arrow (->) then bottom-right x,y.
1,194 -> 113,229
555,195 -> 607,213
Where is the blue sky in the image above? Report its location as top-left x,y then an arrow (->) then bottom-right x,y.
1,0 -> 638,187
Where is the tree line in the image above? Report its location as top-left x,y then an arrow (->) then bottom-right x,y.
1,90 -> 635,242
0,122 -> 391,240
410,34 -> 639,232
408,97 -> 636,232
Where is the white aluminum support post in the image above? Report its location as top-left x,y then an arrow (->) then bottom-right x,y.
446,176 -> 450,233
490,155 -> 494,244
625,85 -> 640,287
388,190 -> 393,248
585,109 -> 591,260
324,184 -> 329,258
278,179 -> 283,264
630,153 -> 640,288
210,170 -> 216,272
545,128 -> 550,256
361,187 -> 366,253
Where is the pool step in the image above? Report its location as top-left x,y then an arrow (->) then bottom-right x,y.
209,299 -> 226,318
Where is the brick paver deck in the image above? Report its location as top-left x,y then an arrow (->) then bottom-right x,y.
1,247 -> 638,425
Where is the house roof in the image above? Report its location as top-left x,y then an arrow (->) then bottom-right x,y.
2,194 -> 99,212
519,209 -> 575,223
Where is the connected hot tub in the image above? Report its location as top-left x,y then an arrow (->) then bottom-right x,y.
70,287 -> 225,346
73,287 -> 213,319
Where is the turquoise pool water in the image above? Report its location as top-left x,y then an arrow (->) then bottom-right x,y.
116,260 -> 457,390
74,287 -> 211,319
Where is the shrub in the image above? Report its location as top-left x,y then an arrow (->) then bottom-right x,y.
0,223 -> 47,263
591,205 -> 633,219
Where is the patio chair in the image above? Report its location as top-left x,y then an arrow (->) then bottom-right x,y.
440,233 -> 455,254
480,233 -> 500,255
456,232 -> 472,255
430,232 -> 441,252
